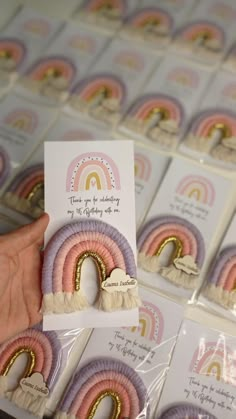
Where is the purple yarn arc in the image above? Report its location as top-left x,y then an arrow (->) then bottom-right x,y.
7,163 -> 44,193
158,403 -> 217,418
137,215 -> 205,267
207,244 -> 236,286
0,146 -> 10,188
58,357 -> 148,416
42,219 -> 136,294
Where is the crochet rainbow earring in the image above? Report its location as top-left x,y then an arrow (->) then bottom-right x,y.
137,215 -> 205,289
42,219 -> 140,314
0,328 -> 61,417
55,358 -> 148,419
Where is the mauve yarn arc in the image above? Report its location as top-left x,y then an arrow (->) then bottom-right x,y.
158,403 -> 217,418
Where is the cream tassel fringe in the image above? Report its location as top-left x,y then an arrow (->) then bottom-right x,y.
7,387 -> 47,417
204,284 -> 236,310
0,376 -> 8,397
54,412 -> 76,419
160,265 -> 199,289
41,291 -> 89,314
138,252 -> 160,273
97,287 -> 141,312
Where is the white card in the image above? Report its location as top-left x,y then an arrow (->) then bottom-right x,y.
119,54 -> 211,150
68,287 -> 184,418
15,22 -> 110,106
137,157 -> 233,299
180,70 -> 236,169
157,319 -> 236,419
43,140 -> 138,330
0,93 -> 56,188
65,37 -> 159,127
134,143 -> 170,228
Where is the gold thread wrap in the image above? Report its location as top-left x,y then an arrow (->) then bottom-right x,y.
26,182 -> 44,205
145,107 -> 169,122
155,236 -> 183,263
2,348 -> 36,377
75,251 -> 107,292
208,123 -> 231,140
88,390 -> 122,419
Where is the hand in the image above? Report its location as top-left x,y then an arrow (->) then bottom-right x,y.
0,213 -> 49,344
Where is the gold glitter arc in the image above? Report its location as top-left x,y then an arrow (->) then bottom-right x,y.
2,348 -> 36,377
191,31 -> 212,42
145,107 -> 169,122
88,390 -> 122,419
75,251 -> 107,291
208,122 -> 231,140
155,236 -> 183,263
89,86 -> 112,103
27,182 -> 44,205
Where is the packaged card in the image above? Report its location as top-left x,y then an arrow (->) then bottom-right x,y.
137,157 -> 233,301
157,319 -> 236,419
16,22 -> 110,106
171,0 -> 236,66
55,287 -> 184,419
42,140 -> 140,330
118,54 -> 211,150
65,37 -> 159,128
0,0 -> 20,31
180,70 -> 236,170
120,0 -> 196,50
75,0 -> 139,32
200,213 -> 236,323
134,143 -> 170,229
0,93 -> 56,190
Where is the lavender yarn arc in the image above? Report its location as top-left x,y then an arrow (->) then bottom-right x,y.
137,215 -> 205,267
207,245 -> 236,286
44,330 -> 62,391
0,146 -> 10,188
158,403 -> 217,418
42,219 -> 136,294
58,357 -> 148,415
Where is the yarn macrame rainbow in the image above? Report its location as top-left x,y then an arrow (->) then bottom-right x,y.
123,7 -> 173,46
189,341 -> 236,386
3,163 -> 44,219
55,358 -> 148,419
137,215 -> 205,289
123,93 -> 183,148
22,56 -> 76,101
159,403 -> 217,419
0,37 -> 26,76
204,245 -> 236,309
80,0 -> 126,27
70,73 -> 126,125
0,328 -> 61,417
126,300 -> 164,344
42,219 -> 140,313
184,108 -> 236,164
0,147 -> 10,188
174,20 -> 225,58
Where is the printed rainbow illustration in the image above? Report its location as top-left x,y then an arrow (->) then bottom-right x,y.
184,108 -> 236,164
3,164 -> 44,219
0,147 -> 10,188
68,35 -> 96,53
127,300 -> 164,344
167,66 -> 199,88
0,38 -> 26,74
70,73 -> 126,125
62,129 -> 95,141
204,245 -> 236,309
41,219 -> 139,313
189,340 -> 236,386
176,174 -> 215,206
123,7 -> 173,46
123,93 -> 184,148
174,20 -> 225,60
0,328 -> 61,416
66,152 -> 120,192
23,18 -> 51,37
114,50 -> 145,72
137,215 -> 205,289
4,108 -> 38,134
55,358 -> 147,419
134,152 -> 152,182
